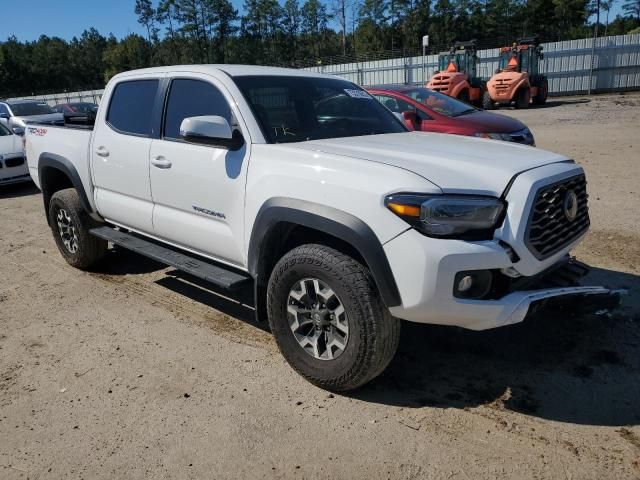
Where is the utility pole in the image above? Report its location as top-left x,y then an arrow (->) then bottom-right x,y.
588,0 -> 601,95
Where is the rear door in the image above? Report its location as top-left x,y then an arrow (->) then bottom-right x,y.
149,75 -> 249,267
91,76 -> 162,234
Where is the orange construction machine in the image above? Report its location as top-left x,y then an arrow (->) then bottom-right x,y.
427,40 -> 487,105
485,37 -> 548,109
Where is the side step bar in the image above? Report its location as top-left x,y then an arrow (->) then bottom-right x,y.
90,226 -> 252,290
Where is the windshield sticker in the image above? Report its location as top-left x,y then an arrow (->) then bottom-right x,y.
344,89 -> 372,99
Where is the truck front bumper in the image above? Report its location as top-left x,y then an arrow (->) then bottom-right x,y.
384,228 -> 610,330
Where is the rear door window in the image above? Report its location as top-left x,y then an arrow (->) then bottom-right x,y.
107,79 -> 159,136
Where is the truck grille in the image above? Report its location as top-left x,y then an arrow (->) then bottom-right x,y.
428,75 -> 451,92
493,78 -> 512,95
525,174 -> 590,260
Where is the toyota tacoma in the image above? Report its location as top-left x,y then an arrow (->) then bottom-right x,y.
25,65 -> 608,391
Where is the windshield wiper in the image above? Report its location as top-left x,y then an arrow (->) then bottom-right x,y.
454,108 -> 477,117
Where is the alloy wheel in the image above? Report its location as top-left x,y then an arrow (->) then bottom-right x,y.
287,278 -> 349,360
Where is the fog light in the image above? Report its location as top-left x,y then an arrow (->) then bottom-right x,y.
458,275 -> 474,292
453,270 -> 493,299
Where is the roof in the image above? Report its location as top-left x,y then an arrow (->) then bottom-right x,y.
4,99 -> 48,105
113,64 -> 337,80
366,84 -> 421,92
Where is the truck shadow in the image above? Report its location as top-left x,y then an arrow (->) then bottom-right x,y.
532,98 -> 592,109
353,266 -> 640,427
94,248 -> 640,426
0,181 -> 40,199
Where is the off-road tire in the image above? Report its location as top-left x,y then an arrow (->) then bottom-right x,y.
266,244 -> 401,391
533,78 -> 548,105
48,188 -> 107,269
481,90 -> 494,110
515,87 -> 531,109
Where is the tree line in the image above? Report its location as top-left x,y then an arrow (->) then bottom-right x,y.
1,0 -> 639,97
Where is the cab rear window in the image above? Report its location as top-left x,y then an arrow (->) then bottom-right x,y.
107,80 -> 159,136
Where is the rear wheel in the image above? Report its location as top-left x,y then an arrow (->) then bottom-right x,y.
266,244 -> 401,391
515,88 -> 531,109
481,90 -> 494,110
533,78 -> 548,105
48,188 -> 106,269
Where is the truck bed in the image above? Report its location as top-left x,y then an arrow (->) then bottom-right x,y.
25,123 -> 95,211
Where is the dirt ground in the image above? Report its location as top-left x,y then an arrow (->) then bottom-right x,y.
1,92 -> 639,480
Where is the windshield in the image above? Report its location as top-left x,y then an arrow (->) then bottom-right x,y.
9,102 -> 55,116
0,123 -> 12,136
401,87 -> 477,117
233,75 -> 407,144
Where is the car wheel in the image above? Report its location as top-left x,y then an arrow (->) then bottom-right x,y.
267,244 -> 401,391
48,188 -> 107,269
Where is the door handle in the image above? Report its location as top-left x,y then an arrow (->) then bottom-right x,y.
95,146 -> 109,157
151,156 -> 172,169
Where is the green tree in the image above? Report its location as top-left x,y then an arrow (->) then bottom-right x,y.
103,34 -> 152,81
623,0 -> 640,20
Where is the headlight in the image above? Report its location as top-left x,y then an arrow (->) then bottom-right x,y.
474,132 -> 512,141
385,194 -> 505,240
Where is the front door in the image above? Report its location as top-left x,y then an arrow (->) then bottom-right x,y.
92,77 -> 160,234
149,76 -> 249,267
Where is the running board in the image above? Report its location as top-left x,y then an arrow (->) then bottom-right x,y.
90,226 -> 252,290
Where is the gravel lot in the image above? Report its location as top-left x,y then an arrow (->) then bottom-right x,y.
1,92 -> 639,480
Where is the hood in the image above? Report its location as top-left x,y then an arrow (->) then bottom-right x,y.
450,110 -> 527,133
10,113 -> 64,127
0,133 -> 23,157
290,132 -> 569,197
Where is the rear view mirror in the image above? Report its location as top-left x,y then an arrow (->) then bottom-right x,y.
402,110 -> 420,130
180,115 -> 244,150
0,113 -> 9,123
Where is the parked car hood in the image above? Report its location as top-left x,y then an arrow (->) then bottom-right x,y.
291,132 -> 570,196
451,110 -> 528,133
0,134 -> 23,156
10,113 -> 64,127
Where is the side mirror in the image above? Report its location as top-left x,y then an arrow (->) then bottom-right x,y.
180,115 -> 243,150
12,126 -> 25,136
402,110 -> 419,130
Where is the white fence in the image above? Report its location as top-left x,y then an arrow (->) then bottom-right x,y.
304,34 -> 640,96
8,34 -> 640,103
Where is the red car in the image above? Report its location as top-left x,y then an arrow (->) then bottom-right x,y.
367,85 -> 535,146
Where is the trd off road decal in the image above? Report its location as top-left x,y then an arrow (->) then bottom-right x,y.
28,127 -> 48,136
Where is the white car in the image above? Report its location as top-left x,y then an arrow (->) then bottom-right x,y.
25,65 -> 609,391
0,122 -> 29,185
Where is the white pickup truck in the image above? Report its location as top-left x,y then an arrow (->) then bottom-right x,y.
26,65 -> 609,391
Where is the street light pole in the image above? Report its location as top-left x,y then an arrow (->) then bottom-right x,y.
422,35 -> 429,85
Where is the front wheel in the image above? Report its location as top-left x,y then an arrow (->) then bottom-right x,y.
533,79 -> 548,105
457,89 -> 470,104
266,244 -> 401,391
48,188 -> 107,269
481,90 -> 494,110
515,88 -> 531,109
